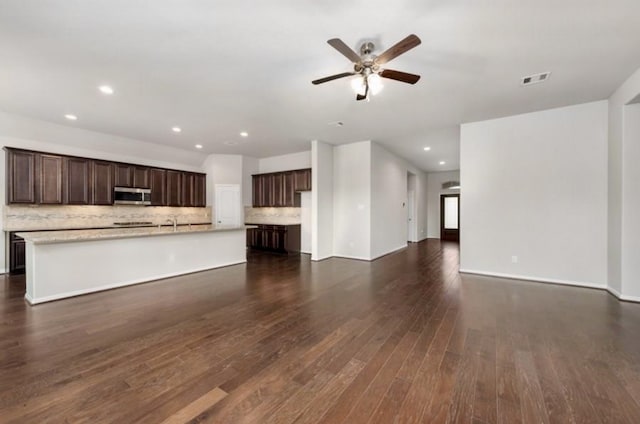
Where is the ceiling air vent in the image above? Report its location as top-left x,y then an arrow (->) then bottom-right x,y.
521,72 -> 551,86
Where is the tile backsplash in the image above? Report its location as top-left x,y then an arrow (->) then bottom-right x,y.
3,205 -> 212,231
244,207 -> 301,225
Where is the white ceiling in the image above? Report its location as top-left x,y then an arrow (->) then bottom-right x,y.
1,0 -> 639,172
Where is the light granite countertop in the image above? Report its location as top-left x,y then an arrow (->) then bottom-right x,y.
17,224 -> 255,244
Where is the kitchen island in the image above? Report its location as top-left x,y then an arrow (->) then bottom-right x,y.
18,224 -> 251,305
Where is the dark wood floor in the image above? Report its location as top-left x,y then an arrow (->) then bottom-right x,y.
1,240 -> 640,423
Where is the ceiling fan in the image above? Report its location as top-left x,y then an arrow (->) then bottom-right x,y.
312,34 -> 422,101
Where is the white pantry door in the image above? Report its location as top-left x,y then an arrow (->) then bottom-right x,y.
214,184 -> 241,226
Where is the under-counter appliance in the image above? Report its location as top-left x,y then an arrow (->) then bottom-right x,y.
113,187 -> 151,205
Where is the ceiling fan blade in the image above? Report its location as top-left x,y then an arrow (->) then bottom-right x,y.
379,69 -> 421,84
327,38 -> 362,64
375,34 -> 421,65
312,72 -> 356,85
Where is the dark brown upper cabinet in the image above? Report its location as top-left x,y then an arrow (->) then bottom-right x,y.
262,174 -> 274,206
252,174 -> 262,207
91,160 -> 114,205
7,149 -> 36,204
181,172 -> 195,207
133,166 -> 150,188
194,173 -> 206,207
272,173 -> 285,207
5,147 -> 206,207
166,170 -> 182,206
149,168 -> 167,206
64,157 -> 91,205
179,172 -> 206,207
283,171 -> 296,207
114,163 -> 133,187
293,169 -> 312,192
37,153 -> 64,204
252,168 -> 311,207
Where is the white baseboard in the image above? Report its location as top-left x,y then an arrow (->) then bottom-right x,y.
311,255 -> 332,262
459,269 -> 640,303
333,254 -> 373,261
313,244 -> 408,263
458,269 -> 607,290
606,286 -> 640,302
371,244 -> 407,260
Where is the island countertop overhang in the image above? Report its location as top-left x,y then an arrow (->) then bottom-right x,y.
17,224 -> 256,245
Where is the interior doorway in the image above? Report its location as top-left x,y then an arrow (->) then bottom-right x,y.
440,194 -> 460,242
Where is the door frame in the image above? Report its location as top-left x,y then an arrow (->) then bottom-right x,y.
440,193 -> 460,242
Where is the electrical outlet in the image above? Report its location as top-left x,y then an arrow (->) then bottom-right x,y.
511,255 -> 518,264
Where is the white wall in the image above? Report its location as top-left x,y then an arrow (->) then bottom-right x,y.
370,143 -> 410,259
460,101 -> 608,288
311,140 -> 429,261
242,156 -> 259,206
300,192 -> 312,254
258,151 -> 311,173
0,111 -> 206,170
202,154 -> 244,224
608,66 -> 640,300
621,103 -> 640,299
414,169 -> 429,242
202,155 -> 243,207
426,171 -> 460,239
311,141 -> 333,261
333,141 -> 371,260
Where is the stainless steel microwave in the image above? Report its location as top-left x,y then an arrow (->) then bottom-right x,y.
113,187 -> 151,205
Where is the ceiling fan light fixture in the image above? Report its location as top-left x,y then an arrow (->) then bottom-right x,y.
351,74 -> 384,97
351,76 -> 367,96
368,74 -> 384,95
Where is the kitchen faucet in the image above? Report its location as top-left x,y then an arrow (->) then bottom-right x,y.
166,216 -> 178,231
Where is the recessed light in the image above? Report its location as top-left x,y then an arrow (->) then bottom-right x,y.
423,147 -> 431,151
240,131 -> 249,137
439,161 -> 446,165
64,114 -> 78,121
98,85 -> 114,95
224,140 -> 239,146
194,144 -> 203,149
172,127 -> 182,133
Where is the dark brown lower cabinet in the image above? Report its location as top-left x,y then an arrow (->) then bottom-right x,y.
9,232 -> 26,274
246,224 -> 301,254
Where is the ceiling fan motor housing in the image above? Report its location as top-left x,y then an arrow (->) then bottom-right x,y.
360,42 -> 375,55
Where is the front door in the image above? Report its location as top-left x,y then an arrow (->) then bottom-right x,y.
440,194 -> 460,242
